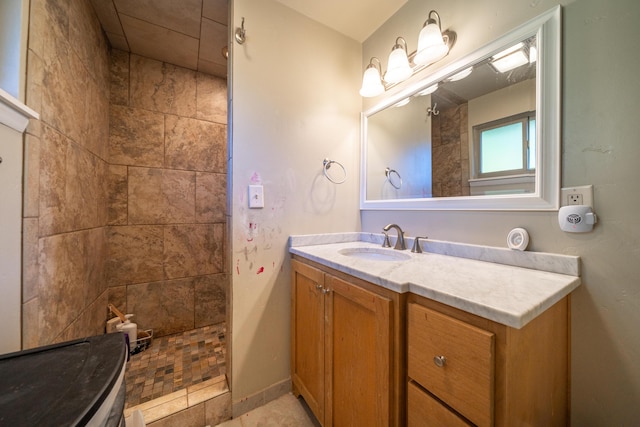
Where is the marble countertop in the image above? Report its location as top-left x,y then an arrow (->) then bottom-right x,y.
289,233 -> 581,329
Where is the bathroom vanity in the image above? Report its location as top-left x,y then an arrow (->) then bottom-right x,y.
289,233 -> 580,426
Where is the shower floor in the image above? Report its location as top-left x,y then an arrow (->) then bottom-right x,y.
124,323 -> 226,408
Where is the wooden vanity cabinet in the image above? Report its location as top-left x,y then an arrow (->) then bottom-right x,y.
291,257 -> 405,427
407,293 -> 569,427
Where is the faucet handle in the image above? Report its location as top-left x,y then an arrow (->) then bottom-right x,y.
411,236 -> 428,253
382,232 -> 392,248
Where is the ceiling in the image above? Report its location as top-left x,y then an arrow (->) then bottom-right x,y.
90,0 -> 406,79
90,0 -> 229,78
274,0 -> 407,43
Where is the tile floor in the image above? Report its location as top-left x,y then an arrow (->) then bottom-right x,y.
125,324 -> 226,408
216,393 -> 320,427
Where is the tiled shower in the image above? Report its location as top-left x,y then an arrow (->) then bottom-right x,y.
20,0 -> 229,421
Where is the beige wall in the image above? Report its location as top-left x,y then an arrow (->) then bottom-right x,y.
361,0 -> 640,424
106,51 -> 228,338
231,0 -> 361,407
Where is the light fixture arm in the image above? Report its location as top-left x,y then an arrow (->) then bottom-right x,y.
392,37 -> 408,52
424,10 -> 442,30
367,57 -> 382,73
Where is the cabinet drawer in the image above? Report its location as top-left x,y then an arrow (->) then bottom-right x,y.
408,381 -> 471,427
408,303 -> 495,427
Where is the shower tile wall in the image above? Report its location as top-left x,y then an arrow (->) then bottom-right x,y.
106,51 -> 228,337
22,0 -> 111,348
21,0 -> 229,348
431,102 -> 470,197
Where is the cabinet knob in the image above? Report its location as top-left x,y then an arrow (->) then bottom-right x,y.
322,288 -> 331,294
433,355 -> 446,368
316,284 -> 323,290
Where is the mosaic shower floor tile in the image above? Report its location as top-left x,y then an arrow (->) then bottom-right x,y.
124,324 -> 226,408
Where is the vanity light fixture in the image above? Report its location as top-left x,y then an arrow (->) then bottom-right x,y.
446,66 -> 473,82
384,37 -> 413,84
359,9 -> 455,98
490,42 -> 529,73
359,57 -> 385,97
414,11 -> 451,66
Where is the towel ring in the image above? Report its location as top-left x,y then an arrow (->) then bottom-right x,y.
385,167 -> 402,190
323,158 -> 347,184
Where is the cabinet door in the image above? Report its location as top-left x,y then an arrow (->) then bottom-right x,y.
325,274 -> 392,427
291,260 -> 326,422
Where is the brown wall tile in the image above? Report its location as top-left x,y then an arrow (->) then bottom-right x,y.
108,165 -> 128,225
196,172 -> 226,223
84,76 -> 110,160
25,50 -> 45,122
23,134 -> 40,217
165,115 -> 226,172
196,73 -> 227,124
69,0 -> 110,90
127,278 -> 196,337
195,274 -> 228,327
22,218 -> 40,303
130,54 -> 197,117
24,0 -> 114,346
128,167 -> 196,224
108,286 -> 127,313
57,290 -> 109,344
110,49 -> 130,106
107,226 -> 164,286
164,224 -> 224,279
109,105 -> 165,167
39,124 -> 69,236
38,231 -> 92,344
22,298 -> 40,350
41,36 -> 88,144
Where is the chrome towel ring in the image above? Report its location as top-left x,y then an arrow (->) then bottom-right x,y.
323,158 -> 347,184
385,167 -> 402,189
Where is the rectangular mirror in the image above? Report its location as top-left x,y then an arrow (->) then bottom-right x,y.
360,6 -> 561,210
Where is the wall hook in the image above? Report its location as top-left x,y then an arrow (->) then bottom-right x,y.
235,17 -> 246,44
426,103 -> 440,117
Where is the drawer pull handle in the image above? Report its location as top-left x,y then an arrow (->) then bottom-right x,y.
433,355 -> 446,367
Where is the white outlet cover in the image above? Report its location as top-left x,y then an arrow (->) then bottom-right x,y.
561,185 -> 594,208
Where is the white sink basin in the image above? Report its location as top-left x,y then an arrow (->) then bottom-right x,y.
338,247 -> 411,262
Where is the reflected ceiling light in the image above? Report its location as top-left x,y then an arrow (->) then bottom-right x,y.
393,98 -> 411,108
446,66 -> 473,82
490,42 -> 529,73
414,11 -> 450,66
359,57 -> 385,97
416,83 -> 438,96
384,37 -> 412,84
529,45 -> 537,63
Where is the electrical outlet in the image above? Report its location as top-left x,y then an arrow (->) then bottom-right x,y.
568,194 -> 583,205
561,185 -> 593,208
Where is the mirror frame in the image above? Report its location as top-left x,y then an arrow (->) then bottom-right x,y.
360,6 -> 561,211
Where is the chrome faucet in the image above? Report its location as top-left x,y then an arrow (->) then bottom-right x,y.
382,224 -> 406,250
